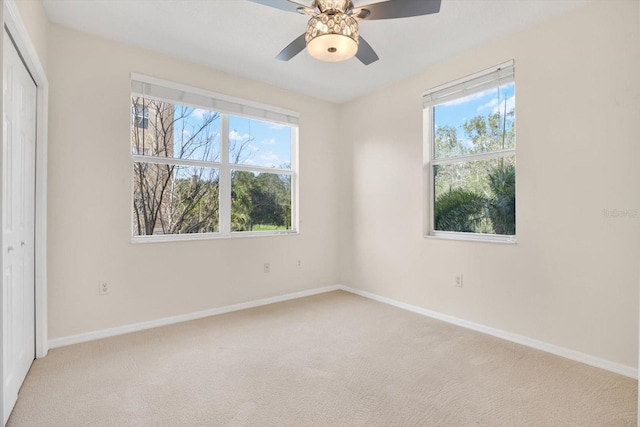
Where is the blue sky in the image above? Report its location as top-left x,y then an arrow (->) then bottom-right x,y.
178,107 -> 291,169
228,116 -> 291,169
435,82 -> 515,131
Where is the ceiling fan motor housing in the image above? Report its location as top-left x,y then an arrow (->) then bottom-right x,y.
313,0 -> 355,14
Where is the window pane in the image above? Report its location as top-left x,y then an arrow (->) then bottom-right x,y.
231,170 -> 292,232
133,162 -> 219,236
433,82 -> 515,159
132,104 -> 149,130
131,97 -> 220,162
228,116 -> 292,169
434,156 -> 515,235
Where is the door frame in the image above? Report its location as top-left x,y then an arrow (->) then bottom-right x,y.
0,0 -> 48,421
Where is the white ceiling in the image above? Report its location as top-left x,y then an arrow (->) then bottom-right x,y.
42,0 -> 591,104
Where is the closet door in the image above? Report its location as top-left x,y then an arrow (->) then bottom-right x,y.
2,28 -> 37,424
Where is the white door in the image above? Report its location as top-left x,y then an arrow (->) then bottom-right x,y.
2,29 -> 37,424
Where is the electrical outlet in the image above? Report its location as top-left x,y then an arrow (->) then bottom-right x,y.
455,275 -> 463,288
99,282 -> 110,295
297,260 -> 302,269
264,262 -> 271,273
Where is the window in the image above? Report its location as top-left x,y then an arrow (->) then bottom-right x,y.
131,75 -> 298,241
423,61 -> 515,242
132,102 -> 149,129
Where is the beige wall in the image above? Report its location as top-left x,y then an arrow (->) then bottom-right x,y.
13,0 -> 48,73
339,0 -> 640,368
46,24 -> 341,339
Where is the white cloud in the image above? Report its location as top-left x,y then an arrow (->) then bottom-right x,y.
191,108 -> 208,119
261,138 -> 277,145
260,153 -> 280,161
493,95 -> 515,115
441,88 -> 494,107
229,130 -> 251,141
460,138 -> 474,149
477,98 -> 499,112
473,94 -> 515,115
258,152 -> 281,168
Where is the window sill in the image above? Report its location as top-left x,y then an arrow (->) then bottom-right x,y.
424,232 -> 516,244
131,230 -> 299,244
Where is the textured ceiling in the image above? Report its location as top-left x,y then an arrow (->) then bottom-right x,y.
42,0 -> 592,104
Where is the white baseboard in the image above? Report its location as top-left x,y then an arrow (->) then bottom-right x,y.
49,283 -> 637,379
338,285 -> 638,379
48,285 -> 341,349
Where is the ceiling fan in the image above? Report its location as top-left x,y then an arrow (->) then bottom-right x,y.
247,0 -> 442,65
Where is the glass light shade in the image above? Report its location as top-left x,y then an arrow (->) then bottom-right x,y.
305,12 -> 359,62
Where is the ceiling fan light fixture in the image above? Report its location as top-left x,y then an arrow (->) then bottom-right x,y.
305,12 -> 359,62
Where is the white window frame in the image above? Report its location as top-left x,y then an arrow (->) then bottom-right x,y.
423,61 -> 516,244
130,74 -> 299,243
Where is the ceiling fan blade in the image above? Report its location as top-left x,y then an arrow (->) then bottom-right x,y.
356,36 -> 379,65
355,0 -> 441,20
276,34 -> 307,61
246,0 -> 309,13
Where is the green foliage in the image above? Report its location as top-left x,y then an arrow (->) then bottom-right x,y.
433,164 -> 516,235
433,99 -> 516,236
435,111 -> 515,160
435,188 -> 487,232
463,110 -> 515,153
487,164 -> 516,235
434,125 -> 462,158
251,224 -> 289,231
231,171 -> 254,231
251,173 -> 290,228
167,174 -> 219,234
231,171 -> 291,231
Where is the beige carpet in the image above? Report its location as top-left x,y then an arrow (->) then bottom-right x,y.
7,291 -> 637,426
